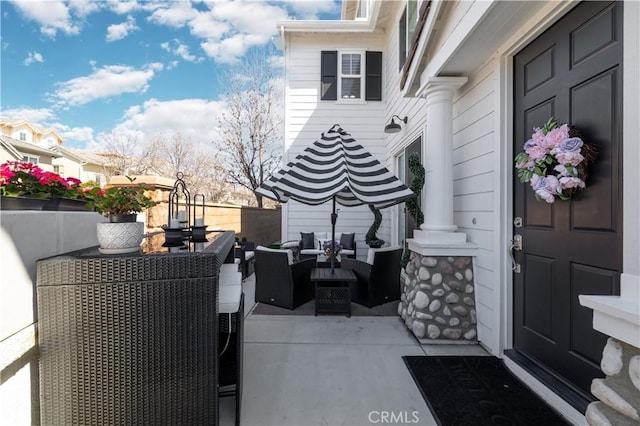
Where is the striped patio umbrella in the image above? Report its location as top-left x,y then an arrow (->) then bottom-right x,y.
257,124 -> 415,269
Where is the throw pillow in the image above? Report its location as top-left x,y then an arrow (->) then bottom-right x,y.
300,232 -> 315,249
339,232 -> 355,250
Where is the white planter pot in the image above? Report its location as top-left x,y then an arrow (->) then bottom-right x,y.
96,221 -> 144,254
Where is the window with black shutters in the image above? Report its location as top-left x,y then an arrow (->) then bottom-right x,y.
320,50 -> 382,101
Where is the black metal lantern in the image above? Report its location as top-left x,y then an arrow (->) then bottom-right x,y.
191,193 -> 207,242
163,172 -> 208,247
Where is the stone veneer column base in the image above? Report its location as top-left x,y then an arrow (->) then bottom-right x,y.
585,338 -> 640,425
399,251 -> 477,342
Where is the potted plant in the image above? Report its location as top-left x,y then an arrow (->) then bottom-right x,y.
365,205 -> 385,249
83,177 -> 158,254
0,161 -> 88,210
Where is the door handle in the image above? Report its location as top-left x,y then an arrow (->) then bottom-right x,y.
509,234 -> 523,273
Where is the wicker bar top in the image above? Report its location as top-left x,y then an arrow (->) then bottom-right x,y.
37,230 -> 235,286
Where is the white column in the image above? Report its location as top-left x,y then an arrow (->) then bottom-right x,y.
413,76 -> 469,246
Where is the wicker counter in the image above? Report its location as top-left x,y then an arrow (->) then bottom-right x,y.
36,231 -> 235,426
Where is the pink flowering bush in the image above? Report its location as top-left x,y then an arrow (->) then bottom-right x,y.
0,161 -> 83,199
515,118 -> 596,203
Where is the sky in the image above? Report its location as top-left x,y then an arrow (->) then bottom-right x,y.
0,0 -> 341,150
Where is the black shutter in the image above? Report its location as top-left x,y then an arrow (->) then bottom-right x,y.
321,51 -> 337,100
365,51 -> 382,101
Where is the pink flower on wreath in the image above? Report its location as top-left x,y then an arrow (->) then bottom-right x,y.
532,128 -> 546,146
525,145 -> 547,161
555,151 -> 584,166
545,125 -> 570,148
531,175 -> 560,203
559,176 -> 585,189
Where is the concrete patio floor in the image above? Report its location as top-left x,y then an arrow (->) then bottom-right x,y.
220,273 -> 489,426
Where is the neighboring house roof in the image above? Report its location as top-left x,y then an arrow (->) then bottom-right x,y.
0,135 -> 62,158
51,146 -> 124,168
0,117 -> 64,144
0,137 -> 23,160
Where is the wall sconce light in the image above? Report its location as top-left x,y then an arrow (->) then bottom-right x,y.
384,115 -> 408,134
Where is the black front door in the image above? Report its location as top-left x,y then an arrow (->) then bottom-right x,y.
513,1 -> 623,400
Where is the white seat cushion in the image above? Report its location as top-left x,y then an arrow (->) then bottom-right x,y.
280,240 -> 299,249
313,232 -> 328,250
220,263 -> 242,286
256,245 -> 294,265
300,249 -> 322,255
219,285 -> 242,313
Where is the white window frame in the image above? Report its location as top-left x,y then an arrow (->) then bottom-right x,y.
356,0 -> 370,20
19,131 -> 27,141
338,50 -> 365,102
399,0 -> 419,71
22,155 -> 39,164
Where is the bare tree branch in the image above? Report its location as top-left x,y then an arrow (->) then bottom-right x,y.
213,46 -> 283,207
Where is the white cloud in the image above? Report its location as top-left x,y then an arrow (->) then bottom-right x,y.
210,1 -> 288,36
23,51 -> 44,66
51,63 -> 164,107
148,1 -> 289,64
52,123 -> 95,146
68,0 -> 101,18
113,98 -> 225,146
147,2 -> 198,28
188,12 -> 230,40
11,0 -> 81,37
106,15 -> 139,42
0,107 -> 57,124
161,39 -> 203,63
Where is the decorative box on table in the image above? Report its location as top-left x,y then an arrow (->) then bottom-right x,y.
36,230 -> 235,426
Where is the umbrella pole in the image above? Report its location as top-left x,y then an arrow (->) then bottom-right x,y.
331,196 -> 337,274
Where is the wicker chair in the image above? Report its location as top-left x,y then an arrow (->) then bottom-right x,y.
341,246 -> 403,308
254,247 -> 314,310
239,240 -> 256,279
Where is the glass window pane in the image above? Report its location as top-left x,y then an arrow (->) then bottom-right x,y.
341,54 -> 361,75
408,0 -> 418,37
341,77 -> 361,99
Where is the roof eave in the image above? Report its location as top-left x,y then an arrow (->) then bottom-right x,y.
275,19 -> 376,34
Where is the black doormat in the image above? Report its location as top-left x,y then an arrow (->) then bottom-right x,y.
251,299 -> 398,316
403,356 -> 569,426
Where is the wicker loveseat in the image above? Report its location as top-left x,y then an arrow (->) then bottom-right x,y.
298,231 -> 356,260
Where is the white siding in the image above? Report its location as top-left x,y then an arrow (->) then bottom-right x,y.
283,34 -> 390,258
451,59 -> 499,352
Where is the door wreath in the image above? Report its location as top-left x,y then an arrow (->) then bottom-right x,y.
515,117 -> 596,203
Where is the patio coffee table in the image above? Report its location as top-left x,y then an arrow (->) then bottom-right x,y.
311,267 -> 356,317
